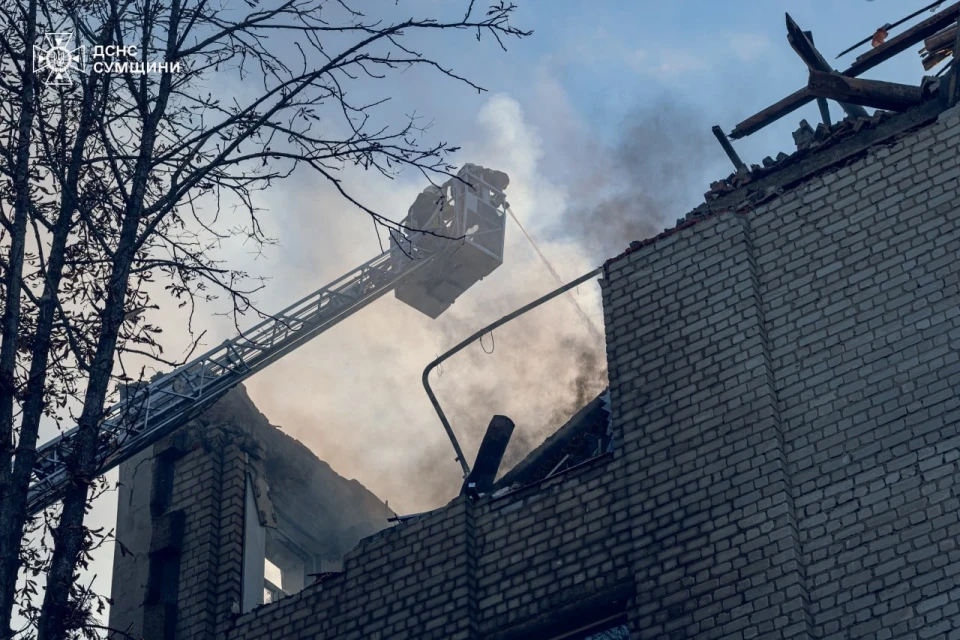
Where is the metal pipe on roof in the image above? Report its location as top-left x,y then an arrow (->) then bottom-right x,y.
461,415 -> 515,496
422,266 -> 604,478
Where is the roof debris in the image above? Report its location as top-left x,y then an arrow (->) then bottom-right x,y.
836,0 -> 948,59
607,3 -> 960,271
706,2 -> 960,203
493,393 -> 613,493
728,2 -> 960,140
923,23 -> 959,69
704,109 -> 899,202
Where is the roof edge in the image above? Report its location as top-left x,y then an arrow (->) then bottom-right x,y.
605,98 -> 950,269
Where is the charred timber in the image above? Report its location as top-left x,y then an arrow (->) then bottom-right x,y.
730,2 -> 960,139
785,15 -> 868,120
925,24 -> 958,53
835,0 -> 950,59
922,24 -> 957,70
807,70 -> 927,112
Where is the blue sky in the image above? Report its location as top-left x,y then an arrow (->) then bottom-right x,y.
505,0 -> 924,130
39,0 -> 946,626
382,0 -> 929,186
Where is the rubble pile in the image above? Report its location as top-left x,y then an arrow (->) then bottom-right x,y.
703,110 -> 899,203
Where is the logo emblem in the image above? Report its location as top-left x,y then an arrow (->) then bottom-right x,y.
33,32 -> 85,85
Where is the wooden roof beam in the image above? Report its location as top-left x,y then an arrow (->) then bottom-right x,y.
807,70 -> 926,112
786,14 -> 869,119
730,2 -> 960,139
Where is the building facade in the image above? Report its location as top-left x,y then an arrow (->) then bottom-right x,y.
112,101 -> 960,639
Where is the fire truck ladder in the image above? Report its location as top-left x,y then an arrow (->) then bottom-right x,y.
26,165 -> 509,516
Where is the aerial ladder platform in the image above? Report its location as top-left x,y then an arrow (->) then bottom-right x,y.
26,164 -> 509,516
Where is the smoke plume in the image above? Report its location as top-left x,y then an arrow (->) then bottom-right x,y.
549,100 -> 718,261
117,93 -> 722,516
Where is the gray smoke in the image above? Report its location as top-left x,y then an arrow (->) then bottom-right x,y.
208,96 -> 722,514
550,100 -> 719,261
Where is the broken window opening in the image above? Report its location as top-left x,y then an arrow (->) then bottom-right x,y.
262,527 -> 314,602
263,557 -> 286,603
581,624 -> 630,640
544,610 -> 629,640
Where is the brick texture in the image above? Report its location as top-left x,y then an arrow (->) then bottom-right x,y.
112,105 -> 960,639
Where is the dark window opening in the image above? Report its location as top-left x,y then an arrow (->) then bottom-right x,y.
583,624 -> 630,640
489,583 -> 634,640
150,451 -> 177,517
546,613 -> 629,640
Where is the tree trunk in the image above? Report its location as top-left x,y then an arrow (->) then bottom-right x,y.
37,19 -> 179,627
0,1 -> 39,636
0,69 -> 103,638
36,168 -> 149,640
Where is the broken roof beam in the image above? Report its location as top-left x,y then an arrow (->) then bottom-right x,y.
847,2 -> 960,75
835,0 -> 948,59
730,2 -> 960,138
947,15 -> 960,106
786,15 -> 869,119
730,87 -> 814,140
924,23 -> 957,54
807,70 -> 926,112
806,31 -> 832,126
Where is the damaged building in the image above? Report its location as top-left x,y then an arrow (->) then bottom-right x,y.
109,385 -> 395,638
110,6 -> 960,639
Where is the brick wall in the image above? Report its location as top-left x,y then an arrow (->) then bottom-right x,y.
757,111 -> 960,637
110,423 -> 252,639
113,104 -> 960,639
604,212 -> 810,638
228,457 -> 633,640
602,103 -> 960,638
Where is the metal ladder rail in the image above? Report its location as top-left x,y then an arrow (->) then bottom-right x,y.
26,238 -> 440,515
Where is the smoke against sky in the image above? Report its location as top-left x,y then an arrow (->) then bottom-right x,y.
548,100 -> 719,261
226,86 -> 726,515
241,93 -> 610,514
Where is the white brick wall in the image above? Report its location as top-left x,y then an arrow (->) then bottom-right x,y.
603,106 -> 960,639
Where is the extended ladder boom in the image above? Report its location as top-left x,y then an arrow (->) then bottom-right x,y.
27,165 -> 509,516
27,241 -> 434,515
